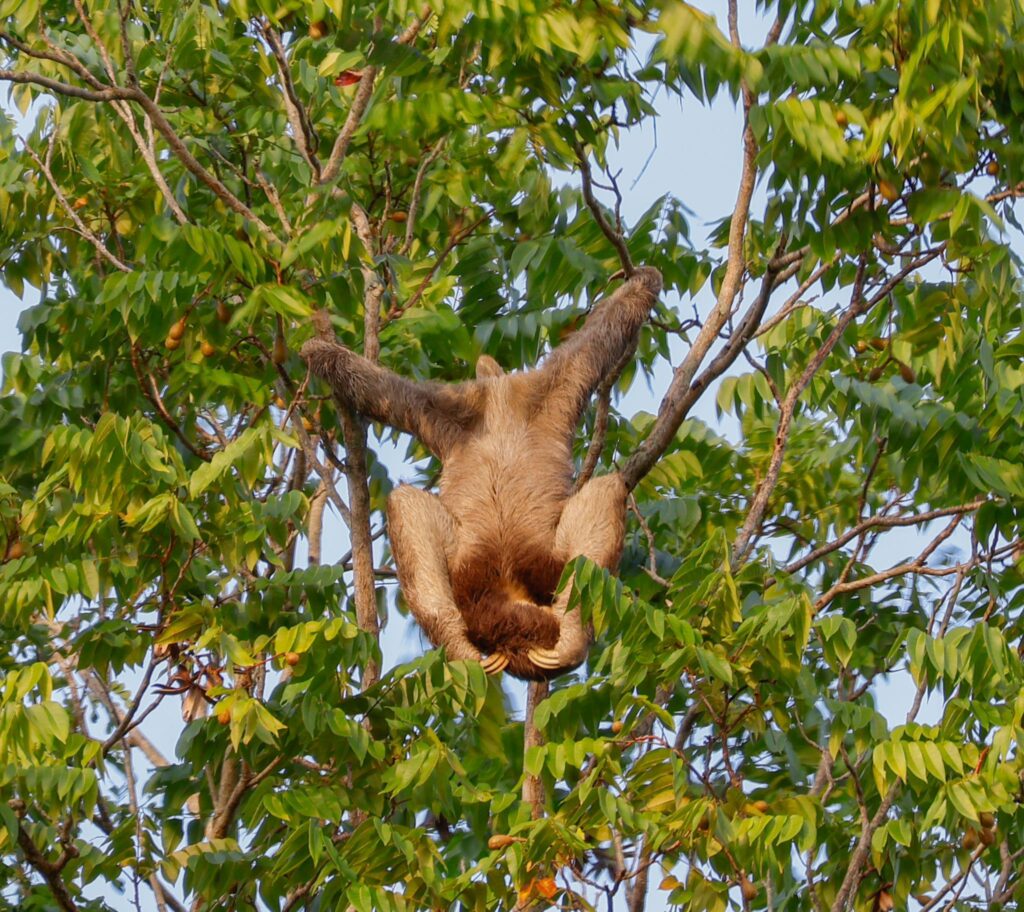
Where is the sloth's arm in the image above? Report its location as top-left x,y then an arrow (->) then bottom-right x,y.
301,338 -> 480,457
534,266 -> 662,423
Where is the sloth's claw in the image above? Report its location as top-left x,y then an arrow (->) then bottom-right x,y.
528,648 -> 562,670
481,653 -> 509,675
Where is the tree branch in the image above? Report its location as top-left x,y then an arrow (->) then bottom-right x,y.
130,345 -> 210,461
620,68 -> 760,489
22,141 -> 131,273
732,246 -> 945,563
574,141 -> 633,275
14,820 -> 79,912
731,257 -> 868,563
401,138 -> 446,256
784,500 -> 987,575
814,514 -> 968,611
829,783 -> 899,912
262,22 -> 321,179
318,66 -> 378,186
389,209 -> 493,318
522,680 -> 548,819
316,6 -> 431,188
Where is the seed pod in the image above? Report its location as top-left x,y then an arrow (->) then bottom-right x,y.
487,834 -> 523,850
878,179 -> 901,202
169,318 -> 187,340
165,336 -> 181,351
201,341 -> 216,358
272,332 -> 287,365
740,877 -> 758,901
216,300 -> 231,324
979,811 -> 996,830
535,878 -> 557,899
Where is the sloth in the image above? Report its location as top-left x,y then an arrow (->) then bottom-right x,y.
301,266 -> 662,679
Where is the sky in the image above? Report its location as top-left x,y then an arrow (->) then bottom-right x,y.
0,3 -> 945,909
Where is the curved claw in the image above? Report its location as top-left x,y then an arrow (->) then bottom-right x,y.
527,648 -> 562,670
480,653 -> 509,675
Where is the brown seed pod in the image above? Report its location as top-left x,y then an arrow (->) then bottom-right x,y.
73,195 -> 89,210
751,799 -> 770,813
740,877 -> 758,901
979,826 -> 996,846
487,834 -> 523,850
897,361 -> 916,383
535,878 -> 558,900
855,340 -> 869,353
201,341 -> 216,358
165,336 -> 182,351
878,179 -> 901,202
169,318 -> 187,341
284,652 -> 300,667
869,338 -> 887,351
389,211 -> 409,223
4,540 -> 24,561
986,159 -> 999,177
979,811 -> 996,830
877,890 -> 894,912
309,19 -> 328,38
962,828 -> 979,850
216,300 -> 231,324
272,333 -> 288,365
610,720 -> 623,734
835,109 -> 848,127
216,710 -> 231,725
274,395 -> 287,410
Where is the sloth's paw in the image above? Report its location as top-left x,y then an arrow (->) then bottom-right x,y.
480,653 -> 509,675
527,648 -> 562,671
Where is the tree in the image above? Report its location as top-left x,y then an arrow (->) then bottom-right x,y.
1,0 -> 1023,909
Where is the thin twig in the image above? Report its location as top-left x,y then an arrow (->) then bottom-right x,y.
22,141 -> 130,272
389,209 -> 493,318
262,22 -> 321,178
401,139 -> 446,256
785,500 -> 987,575
575,142 -> 633,275
130,346 -> 210,461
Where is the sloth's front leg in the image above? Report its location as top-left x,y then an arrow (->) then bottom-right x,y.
529,473 -> 628,676
387,485 -> 484,666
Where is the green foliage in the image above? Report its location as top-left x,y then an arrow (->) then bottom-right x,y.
1,1 -> 1024,910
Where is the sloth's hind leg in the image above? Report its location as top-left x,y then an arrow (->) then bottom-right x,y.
387,485 -> 482,665
533,473 -> 628,675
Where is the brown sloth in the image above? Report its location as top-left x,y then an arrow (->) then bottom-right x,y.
301,266 -> 662,679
